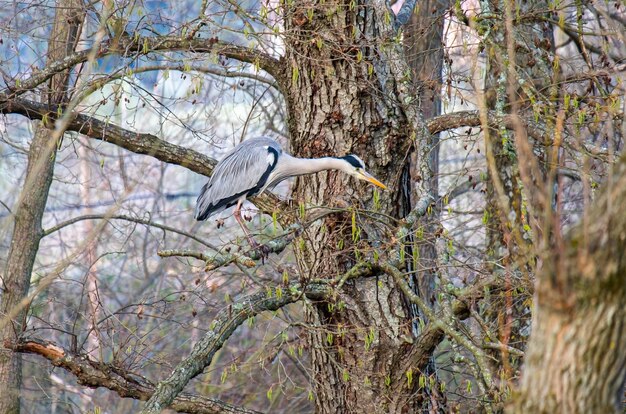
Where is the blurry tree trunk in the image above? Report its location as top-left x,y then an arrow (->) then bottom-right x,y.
402,2 -> 447,409
0,125 -> 56,414
483,0 -> 554,260
79,143 -> 103,355
283,1 -> 433,412
404,0 -> 445,316
510,160 -> 626,413
0,2 -> 83,413
481,0 -> 554,383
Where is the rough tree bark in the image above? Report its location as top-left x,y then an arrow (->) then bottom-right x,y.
7,1 -> 622,413
0,2 -> 84,413
510,157 -> 626,413
282,1 -> 430,412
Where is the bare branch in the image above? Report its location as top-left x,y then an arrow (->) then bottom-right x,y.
378,262 -> 500,384
402,194 -> 435,228
443,180 -> 483,204
426,110 -> 547,141
43,214 -> 217,249
4,36 -> 283,98
3,339 -> 261,414
140,282 -> 328,413
157,249 -> 214,262
71,64 -> 279,104
483,341 -> 524,357
138,64 -> 279,90
158,223 -> 302,270
141,261 -> 381,413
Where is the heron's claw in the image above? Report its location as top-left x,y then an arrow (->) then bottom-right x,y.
246,237 -> 270,263
255,244 -> 271,264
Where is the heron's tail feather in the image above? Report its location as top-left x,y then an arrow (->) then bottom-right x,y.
195,182 -> 217,221
194,205 -> 213,221
195,182 -> 243,221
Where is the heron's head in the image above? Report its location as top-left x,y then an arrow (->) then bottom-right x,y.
340,155 -> 387,190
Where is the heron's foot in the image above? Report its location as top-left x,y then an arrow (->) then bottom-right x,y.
246,237 -> 270,263
255,244 -> 271,264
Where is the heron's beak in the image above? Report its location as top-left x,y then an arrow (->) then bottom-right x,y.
360,171 -> 387,190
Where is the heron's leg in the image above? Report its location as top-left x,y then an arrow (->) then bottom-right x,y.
233,201 -> 270,261
233,200 -> 261,250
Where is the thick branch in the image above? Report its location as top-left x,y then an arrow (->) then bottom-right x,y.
3,99 -> 549,172
426,110 -> 547,141
3,339 -> 260,414
141,262 -> 380,413
378,261 -> 501,376
43,214 -> 216,249
140,282 -> 330,413
0,97 -> 285,213
403,276 -> 499,367
132,64 -> 278,89
1,97 -> 217,176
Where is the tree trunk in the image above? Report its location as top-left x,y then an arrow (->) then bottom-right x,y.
282,1 -> 425,412
0,2 -> 83,413
510,160 -> 626,413
402,3 -> 447,410
481,0 -> 554,389
404,0 -> 445,318
0,123 -> 57,414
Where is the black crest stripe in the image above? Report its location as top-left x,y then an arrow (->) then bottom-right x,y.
341,155 -> 362,168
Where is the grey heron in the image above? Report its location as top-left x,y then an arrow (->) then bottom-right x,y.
195,136 -> 387,250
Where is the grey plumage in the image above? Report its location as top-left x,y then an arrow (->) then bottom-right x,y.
194,136 -> 387,250
195,137 -> 281,220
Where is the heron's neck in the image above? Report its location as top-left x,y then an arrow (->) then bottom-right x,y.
280,154 -> 346,177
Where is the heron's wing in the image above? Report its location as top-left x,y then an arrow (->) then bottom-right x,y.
195,138 -> 281,220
